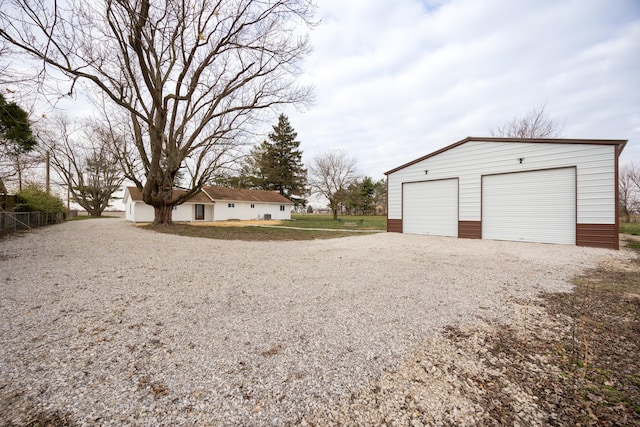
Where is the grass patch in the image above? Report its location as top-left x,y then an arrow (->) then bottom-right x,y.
145,223 -> 369,241
68,214 -> 119,221
621,222 -> 640,235
285,214 -> 386,230
627,239 -> 640,250
141,214 -> 386,241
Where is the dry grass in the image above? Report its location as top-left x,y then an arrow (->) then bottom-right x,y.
449,236 -> 640,425
185,219 -> 285,227
144,223 -> 362,241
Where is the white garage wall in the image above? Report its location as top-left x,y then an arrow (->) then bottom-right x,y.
387,140 -> 616,224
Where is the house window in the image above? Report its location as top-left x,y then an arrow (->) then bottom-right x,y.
280,205 -> 285,211
172,205 -> 177,211
228,203 -> 235,208
251,204 -> 255,208
195,204 -> 205,220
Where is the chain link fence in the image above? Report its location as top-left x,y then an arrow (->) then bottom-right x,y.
0,210 -> 65,237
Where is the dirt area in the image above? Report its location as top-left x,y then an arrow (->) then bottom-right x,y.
2,221 -> 638,426
308,236 -> 640,426
145,222 -> 359,240
181,219 -> 285,227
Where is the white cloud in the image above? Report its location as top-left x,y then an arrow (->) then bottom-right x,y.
286,0 -> 640,177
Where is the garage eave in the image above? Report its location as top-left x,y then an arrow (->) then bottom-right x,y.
384,137 -> 628,176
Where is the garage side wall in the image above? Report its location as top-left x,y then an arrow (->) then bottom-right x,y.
387,141 -> 618,248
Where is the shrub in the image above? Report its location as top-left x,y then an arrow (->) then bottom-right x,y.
16,183 -> 65,215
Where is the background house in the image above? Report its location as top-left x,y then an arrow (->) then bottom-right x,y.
123,186 -> 293,223
385,137 -> 627,249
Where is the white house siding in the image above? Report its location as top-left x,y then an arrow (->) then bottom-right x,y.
250,202 -> 291,220
386,139 -> 621,248
123,186 -> 292,223
129,202 -> 154,223
175,203 -> 215,222
125,200 -> 134,221
212,201 -> 291,221
125,201 -> 213,222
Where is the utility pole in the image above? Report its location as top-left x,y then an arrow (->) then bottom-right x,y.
67,158 -> 70,213
45,151 -> 50,194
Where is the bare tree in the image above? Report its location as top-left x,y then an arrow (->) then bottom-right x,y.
38,115 -> 126,216
308,149 -> 358,220
619,163 -> 640,222
0,0 -> 315,225
492,105 -> 564,138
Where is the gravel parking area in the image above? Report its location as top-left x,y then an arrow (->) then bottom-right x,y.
0,219 -> 622,425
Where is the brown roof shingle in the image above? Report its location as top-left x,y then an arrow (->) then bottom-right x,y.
126,186 -> 292,204
125,187 -> 213,203
202,186 -> 292,204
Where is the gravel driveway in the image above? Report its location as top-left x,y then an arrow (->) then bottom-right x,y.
0,219 -> 621,425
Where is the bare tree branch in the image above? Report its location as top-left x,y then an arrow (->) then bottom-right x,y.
37,114 -> 126,216
0,0 -> 316,224
491,105 -> 565,139
620,163 -> 640,222
308,149 -> 358,220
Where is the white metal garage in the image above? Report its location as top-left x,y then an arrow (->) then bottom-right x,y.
402,179 -> 458,236
482,168 -> 576,245
385,137 -> 627,249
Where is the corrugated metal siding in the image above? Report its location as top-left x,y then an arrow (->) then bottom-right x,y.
387,141 -> 615,225
402,179 -> 458,236
387,219 -> 402,233
576,224 -> 618,249
482,168 -> 576,245
458,221 -> 481,239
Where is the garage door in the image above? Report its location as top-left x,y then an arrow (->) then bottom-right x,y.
403,179 -> 458,236
482,168 -> 576,245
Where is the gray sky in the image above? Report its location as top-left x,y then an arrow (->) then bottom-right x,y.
281,0 -> 640,179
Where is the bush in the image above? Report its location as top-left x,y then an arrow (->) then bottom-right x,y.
16,184 -> 65,215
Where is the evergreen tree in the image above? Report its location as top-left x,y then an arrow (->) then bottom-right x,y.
344,176 -> 376,215
247,114 -> 308,206
0,94 -> 36,154
0,94 -> 38,191
373,178 -> 387,214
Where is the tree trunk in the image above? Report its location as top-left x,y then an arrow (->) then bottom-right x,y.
152,204 -> 174,226
621,205 -> 630,223
332,208 -> 338,220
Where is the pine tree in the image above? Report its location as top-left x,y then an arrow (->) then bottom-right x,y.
0,94 -> 38,191
247,114 -> 307,206
0,94 -> 36,154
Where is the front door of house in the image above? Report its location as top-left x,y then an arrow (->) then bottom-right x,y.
195,204 -> 205,220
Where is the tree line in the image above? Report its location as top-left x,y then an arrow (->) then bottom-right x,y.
0,0 -> 384,223
212,113 -> 387,219
1,94 -> 387,220
1,0 -> 317,225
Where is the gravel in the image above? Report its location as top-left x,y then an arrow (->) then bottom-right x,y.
0,218 -> 624,426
